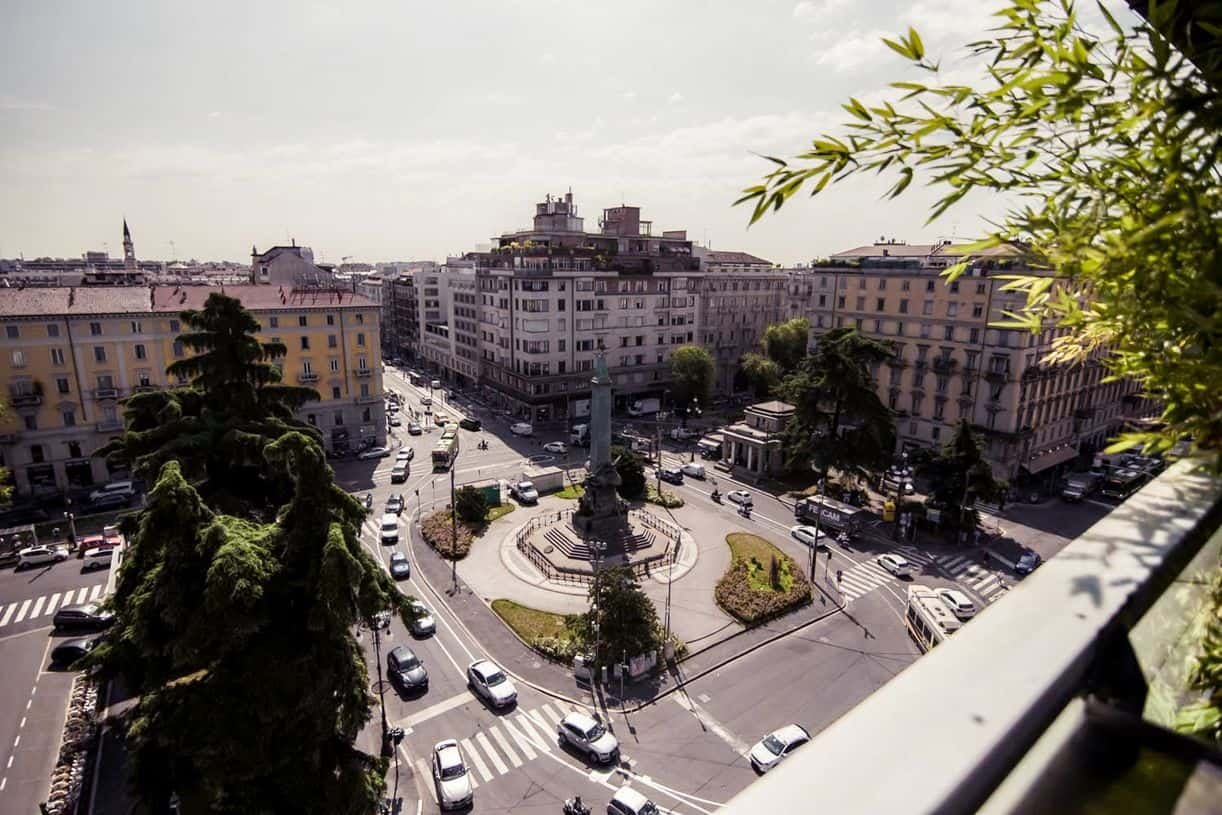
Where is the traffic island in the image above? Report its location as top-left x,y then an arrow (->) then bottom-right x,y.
715,533 -> 812,626
490,599 -> 583,664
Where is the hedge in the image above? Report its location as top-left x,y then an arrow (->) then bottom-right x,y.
714,534 -> 811,625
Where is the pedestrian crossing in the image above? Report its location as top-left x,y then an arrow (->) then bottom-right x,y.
0,584 -> 105,630
835,558 -> 899,603
896,546 -> 1008,603
414,701 -> 585,801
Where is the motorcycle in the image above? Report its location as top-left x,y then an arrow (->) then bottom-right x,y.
363,494 -> 374,511
737,505 -> 752,519
563,798 -> 591,815
710,490 -> 722,504
478,440 -> 489,451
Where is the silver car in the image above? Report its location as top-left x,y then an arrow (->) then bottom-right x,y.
749,723 -> 811,773
557,711 -> 619,764
409,601 -> 436,636
467,659 -> 517,708
431,739 -> 473,810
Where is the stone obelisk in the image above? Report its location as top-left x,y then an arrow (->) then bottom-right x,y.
574,349 -> 622,536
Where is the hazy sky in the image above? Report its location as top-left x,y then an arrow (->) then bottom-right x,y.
0,0 -> 1134,265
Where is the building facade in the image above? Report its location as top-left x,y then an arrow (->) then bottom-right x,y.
787,240 -> 1156,486
0,285 -> 384,497
694,248 -> 785,395
721,400 -> 795,477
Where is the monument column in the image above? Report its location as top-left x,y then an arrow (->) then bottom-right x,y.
589,351 -> 612,471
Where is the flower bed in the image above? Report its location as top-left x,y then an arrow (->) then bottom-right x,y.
714,533 -> 811,625
646,486 -> 684,508
421,509 -> 475,559
491,599 -> 583,665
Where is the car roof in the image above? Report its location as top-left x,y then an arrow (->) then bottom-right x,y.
938,587 -> 971,603
611,787 -> 651,808
391,552 -> 407,562
471,660 -> 500,678
882,553 -> 907,563
389,645 -> 415,661
434,740 -> 462,763
562,710 -> 598,730
774,723 -> 810,743
381,513 -> 397,524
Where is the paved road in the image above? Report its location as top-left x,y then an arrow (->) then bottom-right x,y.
0,558 -> 110,811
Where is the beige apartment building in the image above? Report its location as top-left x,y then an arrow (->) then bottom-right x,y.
0,285 -> 384,497
787,240 -> 1156,486
695,249 -> 787,396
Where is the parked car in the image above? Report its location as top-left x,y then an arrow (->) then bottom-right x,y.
726,490 -> 753,507
434,413 -> 451,426
543,441 -> 568,454
390,463 -> 409,484
878,553 -> 917,578
81,547 -> 115,572
388,414 -> 402,427
89,492 -> 131,511
558,711 -> 620,764
510,422 -> 534,437
430,379 -> 443,390
407,422 -> 422,435
749,724 -> 811,773
386,494 -> 405,515
670,427 -> 698,441
421,396 -> 433,407
608,786 -> 660,815
431,740 -> 474,811
53,602 -> 115,631
16,545 -> 69,570
680,462 -> 706,479
509,480 -> 539,504
409,601 -> 436,636
358,446 -> 392,460
467,659 -> 517,708
88,481 -> 135,504
50,637 -> 98,669
380,513 -> 400,545
386,401 -> 400,414
387,645 -> 428,693
389,552 -> 411,580
936,588 -> 978,620
657,466 -> 684,485
789,525 -> 827,549
459,417 -> 481,431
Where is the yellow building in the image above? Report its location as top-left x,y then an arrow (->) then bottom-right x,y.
0,285 -> 384,497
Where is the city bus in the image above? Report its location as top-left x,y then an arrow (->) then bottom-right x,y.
431,435 -> 459,471
905,585 -> 962,653
1101,467 -> 1147,500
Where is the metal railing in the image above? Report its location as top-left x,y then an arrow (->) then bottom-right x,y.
720,459 -> 1222,814
513,507 -> 682,585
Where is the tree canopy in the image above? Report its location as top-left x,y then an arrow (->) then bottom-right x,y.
918,421 -> 1005,531
737,0 -> 1221,468
668,344 -> 715,409
761,317 -> 811,372
580,565 -> 661,667
90,294 -> 411,813
612,445 -> 647,500
739,352 -> 783,399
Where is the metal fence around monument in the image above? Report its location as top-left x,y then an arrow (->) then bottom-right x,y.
514,506 -> 682,586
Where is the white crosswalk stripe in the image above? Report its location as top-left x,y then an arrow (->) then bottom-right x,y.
837,559 -> 896,601
14,599 -> 31,623
45,592 -> 62,616
500,717 -> 538,760
30,596 -> 46,619
474,731 -> 508,775
90,584 -> 104,601
488,726 -> 522,768
461,737 -> 493,783
0,583 -> 109,630
539,703 -> 563,727
0,604 -> 14,627
519,711 -> 553,750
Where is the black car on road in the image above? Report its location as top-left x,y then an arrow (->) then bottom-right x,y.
387,645 -> 428,693
53,603 -> 115,632
390,552 -> 411,580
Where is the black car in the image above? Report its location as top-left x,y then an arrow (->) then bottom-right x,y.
459,417 -> 481,432
386,494 -> 405,515
387,645 -> 428,693
658,467 -> 684,485
389,552 -> 411,580
51,637 -> 97,669
53,602 -> 115,632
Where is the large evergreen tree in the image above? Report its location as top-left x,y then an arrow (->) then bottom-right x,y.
776,327 -> 895,480
580,565 -> 661,668
918,421 -> 1004,532
90,294 -> 411,814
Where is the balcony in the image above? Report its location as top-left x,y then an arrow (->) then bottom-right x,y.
984,369 -> 1009,384
93,387 -> 119,401
914,359 -> 929,373
96,418 -> 123,432
132,384 -> 158,394
886,357 -> 908,369
356,393 -> 382,405
354,368 -> 373,378
720,462 -> 1221,815
0,432 -> 19,444
932,357 -> 958,374
297,372 -> 320,384
9,390 -> 43,408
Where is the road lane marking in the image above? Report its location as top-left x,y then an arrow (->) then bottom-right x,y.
395,691 -> 470,729
500,717 -> 537,760
461,737 -> 493,782
30,596 -> 45,618
514,712 -> 552,752
487,726 -> 522,768
75,588 -> 89,604
474,731 -> 509,775
90,584 -> 104,601
45,593 -> 62,615
539,703 -> 563,726
0,605 -> 14,627
414,760 -> 437,803
669,693 -> 750,756
14,600 -> 31,623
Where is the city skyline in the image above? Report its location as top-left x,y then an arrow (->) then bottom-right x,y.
0,0 -> 1094,265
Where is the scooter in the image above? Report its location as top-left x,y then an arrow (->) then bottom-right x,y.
563,798 -> 591,815
363,493 -> 374,511
478,440 -> 489,451
711,490 -> 722,504
738,504 -> 752,519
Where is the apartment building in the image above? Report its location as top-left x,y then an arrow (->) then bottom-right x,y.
249,241 -> 338,287
0,285 -> 384,497
694,248 -> 786,396
470,192 -> 702,423
788,240 -> 1156,486
418,261 -> 481,387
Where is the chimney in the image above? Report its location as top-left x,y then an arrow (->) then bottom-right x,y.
69,288 -> 75,306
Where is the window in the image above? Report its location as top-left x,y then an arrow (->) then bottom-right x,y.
5,325 -> 17,339
269,316 -> 279,329
926,280 -> 936,292
56,377 -> 70,394
969,327 -> 980,344
135,344 -> 147,360
357,356 -> 368,370
976,282 -> 987,294
50,348 -> 65,366
922,300 -> 934,315
328,335 -> 338,348
949,281 -> 960,294
131,320 -> 143,334
90,322 -> 102,336
355,313 -> 364,325
173,341 -> 185,358
330,358 -> 340,372
332,386 -> 341,399
356,333 -> 366,347
899,299 -> 908,314
878,278 -> 887,291
902,280 -> 911,291
307,414 -> 317,426
876,298 -> 886,311
972,304 -> 984,318
944,326 -> 955,341
62,409 -> 75,427
837,296 -> 846,309
334,414 -> 344,426
93,346 -> 107,363
10,350 -> 25,368
300,336 -> 310,350
67,441 -> 82,458
326,314 -> 335,326
46,323 -> 59,338
856,296 -> 865,310
362,407 -> 371,422
169,319 -> 180,333
360,383 -> 370,397
24,415 -> 37,432
30,442 -> 44,462
298,315 -> 308,327
947,303 -> 958,318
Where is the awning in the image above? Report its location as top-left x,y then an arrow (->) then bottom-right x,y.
1023,445 -> 1078,474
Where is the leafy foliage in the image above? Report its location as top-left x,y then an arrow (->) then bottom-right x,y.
737,0 -> 1222,467
739,352 -> 782,399
612,445 -> 647,500
421,509 -> 475,559
454,485 -> 488,524
580,565 -> 661,665
776,328 -> 896,480
715,533 -> 810,624
0,400 -> 12,506
669,344 -> 715,409
918,421 -> 1005,530
761,317 -> 811,372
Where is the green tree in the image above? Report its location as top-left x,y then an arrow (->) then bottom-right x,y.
0,400 -> 12,506
737,0 -> 1221,467
669,344 -> 715,411
739,352 -> 782,399
761,317 -> 811,372
454,485 -> 488,524
776,327 -> 895,480
612,445 -> 647,500
918,421 -> 1004,533
90,296 -> 412,814
583,565 -> 661,667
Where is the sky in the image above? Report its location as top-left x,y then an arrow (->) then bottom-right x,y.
0,0 -> 1134,265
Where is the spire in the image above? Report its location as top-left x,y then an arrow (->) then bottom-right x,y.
122,218 -> 136,271
123,218 -> 131,240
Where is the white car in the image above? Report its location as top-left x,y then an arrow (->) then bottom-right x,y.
510,480 -> 539,504
16,545 -> 69,570
543,441 -> 567,454
789,525 -> 826,548
467,659 -> 518,708
357,446 -> 392,460
431,740 -> 473,811
409,601 -> 436,636
670,427 -> 698,441
608,786 -> 660,815
749,723 -> 811,773
388,414 -> 402,427
510,422 -> 534,437
937,588 -> 978,619
726,490 -> 753,507
395,449 -> 414,464
878,553 -> 917,578
557,711 -> 620,764
680,462 -> 706,479
420,396 -> 433,407
88,480 -> 135,504
380,513 -> 399,545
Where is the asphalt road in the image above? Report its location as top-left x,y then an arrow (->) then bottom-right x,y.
0,556 -> 111,811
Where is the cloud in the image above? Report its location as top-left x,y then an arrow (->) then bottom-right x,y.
539,52 -> 557,65
812,29 -> 891,72
793,0 -> 849,19
207,111 -> 223,119
622,91 -> 637,102
668,92 -> 684,105
0,95 -> 54,112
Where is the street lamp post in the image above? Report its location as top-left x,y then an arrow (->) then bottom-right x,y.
663,530 -> 676,649
891,452 -> 910,542
369,614 -> 393,757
